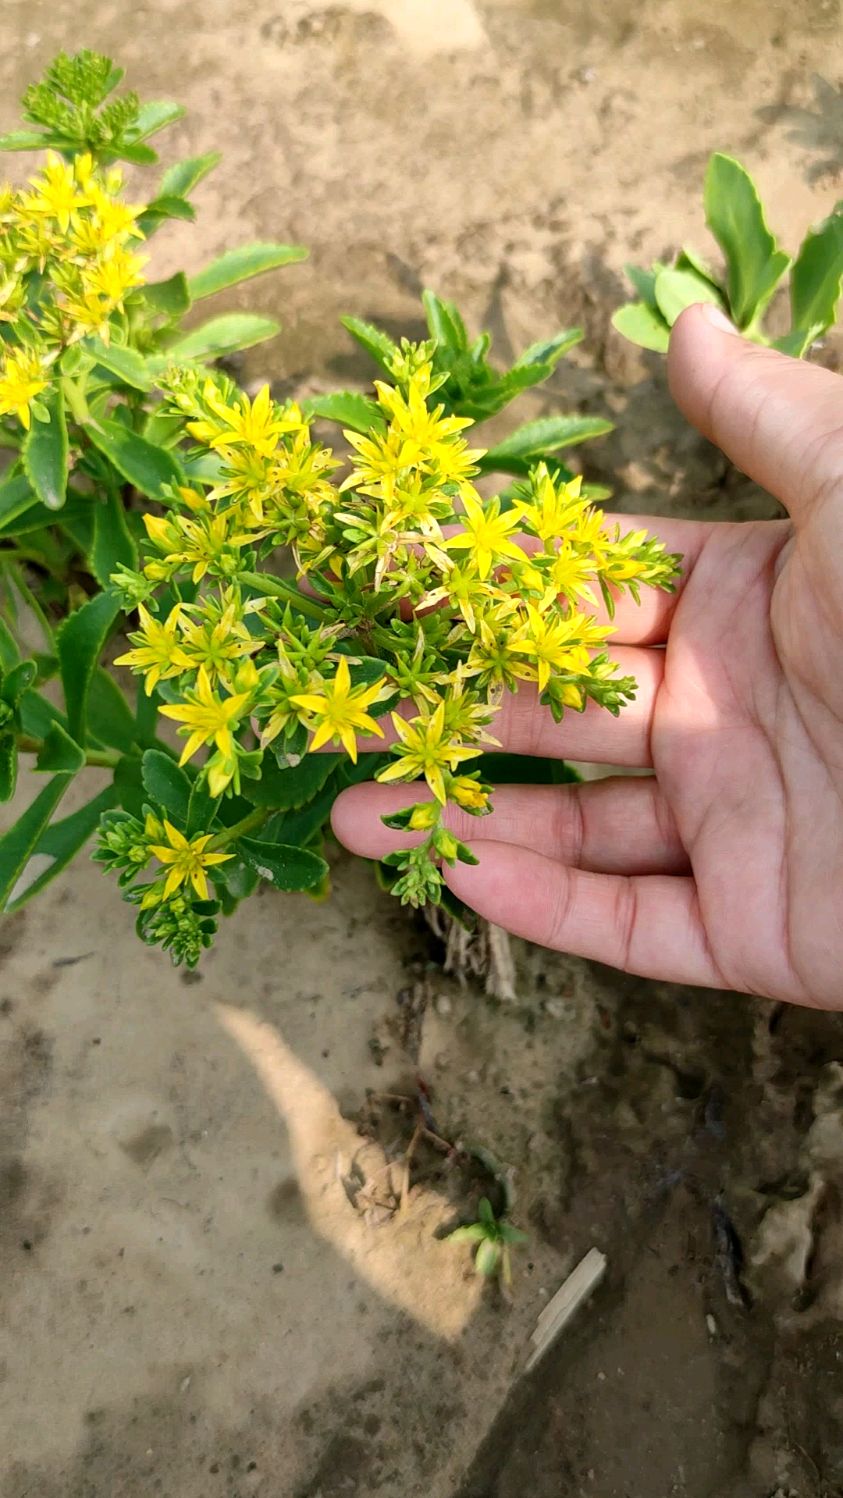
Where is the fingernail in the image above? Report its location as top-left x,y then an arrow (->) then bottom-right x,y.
700,303 -> 739,336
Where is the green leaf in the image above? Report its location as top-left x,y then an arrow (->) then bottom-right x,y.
188,242 -> 308,300
86,337 -> 152,391
0,473 -> 35,532
611,301 -> 671,353
140,272 -> 192,319
654,266 -> 725,327
237,837 -> 327,892
166,313 -> 281,362
57,589 -> 120,744
422,290 -> 468,352
86,419 -> 183,500
704,153 -> 790,328
35,722 -> 85,773
0,129 -> 48,151
18,687 -> 64,739
773,328 -> 814,358
136,196 -> 195,235
5,783 -> 119,911
790,210 -> 843,343
474,1238 -> 502,1277
480,414 -> 613,475
130,100 -> 186,140
142,748 -> 191,822
22,382 -> 68,510
90,492 -> 138,589
0,772 -> 75,909
243,753 -> 339,809
624,264 -> 660,309
340,316 -> 399,374
676,246 -> 722,288
0,735 -> 16,802
159,151 -> 221,198
509,328 -> 582,371
447,1223 -> 488,1244
302,391 -> 385,434
87,668 -> 137,754
1,660 -> 36,703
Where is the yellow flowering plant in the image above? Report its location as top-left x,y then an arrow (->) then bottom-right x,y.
0,52 -> 681,968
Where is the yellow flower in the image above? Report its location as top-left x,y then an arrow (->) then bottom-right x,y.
0,348 -> 49,429
443,491 -> 524,580
510,605 -> 612,691
377,701 -> 481,804
375,369 -> 473,469
114,603 -> 189,693
188,383 -> 302,456
516,468 -> 589,542
291,656 -> 386,761
175,602 -> 258,685
81,244 -> 147,304
449,775 -> 490,813
20,152 -> 89,232
148,819 -> 233,900
159,667 -> 253,766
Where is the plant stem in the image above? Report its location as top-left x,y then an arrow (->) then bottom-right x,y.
237,571 -> 328,622
15,733 -> 122,769
207,806 -> 268,850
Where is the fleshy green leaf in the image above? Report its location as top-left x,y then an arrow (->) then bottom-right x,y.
86,338 -> 152,391
57,589 -> 120,744
140,272 -> 192,319
188,242 -> 308,301
136,195 -> 195,236
22,382 -> 68,510
141,748 -> 192,822
130,100 -> 186,140
480,414 -> 613,475
90,492 -> 138,589
0,473 -> 35,532
704,153 -> 790,328
474,1238 -> 502,1276
447,1224 -> 488,1244
237,836 -> 327,892
243,753 -> 339,809
86,419 -> 184,500
790,210 -> 843,343
5,783 -> 119,911
166,313 -> 280,362
302,391 -> 385,434
87,668 -> 137,754
422,290 -> 469,352
340,316 -> 399,374
508,328 -> 582,371
0,772 -> 75,909
0,129 -> 49,151
159,151 -> 221,198
35,722 -> 85,773
0,735 -> 16,802
611,301 -> 671,353
654,266 -> 725,327
624,264 -> 660,309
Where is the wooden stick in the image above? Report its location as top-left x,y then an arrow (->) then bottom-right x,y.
525,1247 -> 607,1372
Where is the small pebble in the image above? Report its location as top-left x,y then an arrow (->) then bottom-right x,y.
434,993 -> 452,1017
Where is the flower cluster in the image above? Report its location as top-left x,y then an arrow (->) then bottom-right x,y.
111,352 -> 681,911
0,150 -> 145,426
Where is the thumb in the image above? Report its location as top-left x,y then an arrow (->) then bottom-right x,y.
667,302 -> 843,523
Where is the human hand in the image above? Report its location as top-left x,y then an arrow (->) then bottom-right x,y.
331,303 -> 843,1006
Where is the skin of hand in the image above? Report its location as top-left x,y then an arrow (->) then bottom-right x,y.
331,302 -> 843,1007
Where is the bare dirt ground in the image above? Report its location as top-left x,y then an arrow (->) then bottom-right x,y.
2,2 -> 843,1495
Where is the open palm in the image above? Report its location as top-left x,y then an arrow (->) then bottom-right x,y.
333,306 -> 843,1007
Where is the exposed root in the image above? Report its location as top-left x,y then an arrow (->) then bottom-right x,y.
425,908 -> 518,1003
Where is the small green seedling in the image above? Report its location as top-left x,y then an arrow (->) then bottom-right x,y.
613,152 -> 843,357
448,1197 -> 528,1287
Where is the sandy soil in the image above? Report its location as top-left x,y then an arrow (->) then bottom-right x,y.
2,2 -> 843,1495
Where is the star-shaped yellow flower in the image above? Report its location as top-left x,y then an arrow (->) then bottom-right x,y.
291,656 -> 386,761
148,819 -> 233,900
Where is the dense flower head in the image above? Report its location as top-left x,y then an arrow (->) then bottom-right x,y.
0,149 -> 146,428
112,350 -> 681,905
